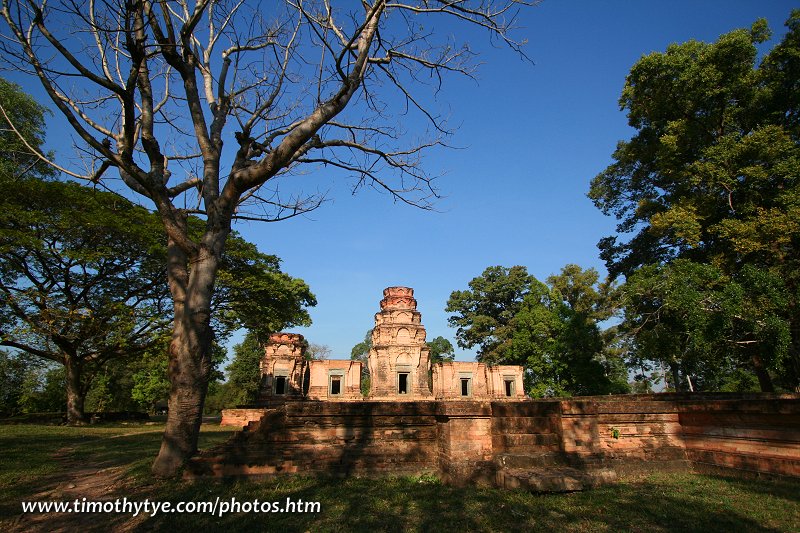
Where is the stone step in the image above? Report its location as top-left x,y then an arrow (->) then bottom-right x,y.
495,452 -> 572,469
496,466 -> 617,492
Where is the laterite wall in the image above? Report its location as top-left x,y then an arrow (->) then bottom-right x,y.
194,394 -> 800,483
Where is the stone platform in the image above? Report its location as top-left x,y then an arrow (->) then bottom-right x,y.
189,393 -> 800,490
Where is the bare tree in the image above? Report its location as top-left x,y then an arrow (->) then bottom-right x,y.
1,0 -> 532,476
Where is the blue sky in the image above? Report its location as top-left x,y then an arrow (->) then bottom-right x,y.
8,1 -> 798,363
238,1 -> 798,361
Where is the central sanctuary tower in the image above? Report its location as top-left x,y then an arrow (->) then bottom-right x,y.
368,287 -> 433,399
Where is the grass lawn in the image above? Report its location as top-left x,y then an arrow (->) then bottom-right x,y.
0,422 -> 798,532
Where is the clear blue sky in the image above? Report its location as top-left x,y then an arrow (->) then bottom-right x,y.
10,1 -> 798,363
237,1 -> 798,361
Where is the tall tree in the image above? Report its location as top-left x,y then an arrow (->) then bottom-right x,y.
446,265 -> 534,362
447,264 -> 626,396
0,178 -> 171,423
511,265 -> 628,397
224,331 -> 264,406
0,0 -> 533,476
0,177 -> 315,423
589,12 -> 800,391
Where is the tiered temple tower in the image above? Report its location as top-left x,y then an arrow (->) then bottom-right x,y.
368,287 -> 433,399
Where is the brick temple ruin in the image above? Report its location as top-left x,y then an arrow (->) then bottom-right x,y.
195,286 -> 800,490
248,286 -> 525,405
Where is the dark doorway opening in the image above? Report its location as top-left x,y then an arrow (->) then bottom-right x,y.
330,376 -> 342,395
275,376 -> 287,395
398,373 -> 409,394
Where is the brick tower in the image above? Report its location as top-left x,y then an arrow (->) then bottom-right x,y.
258,332 -> 307,399
368,287 -> 433,399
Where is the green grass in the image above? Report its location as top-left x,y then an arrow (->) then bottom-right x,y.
1,422 -> 798,532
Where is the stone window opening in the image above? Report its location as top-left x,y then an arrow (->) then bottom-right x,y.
398,372 -> 409,394
504,377 -> 515,397
274,375 -> 287,395
459,374 -> 472,396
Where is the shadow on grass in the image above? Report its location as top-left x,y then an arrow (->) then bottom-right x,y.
134,472 -> 799,533
3,422 -> 798,532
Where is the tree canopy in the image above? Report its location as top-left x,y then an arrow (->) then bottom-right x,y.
589,14 -> 800,279
589,11 -> 800,391
0,175 -> 315,422
446,264 -> 628,397
446,265 -> 534,363
427,336 -> 455,364
0,177 -> 171,422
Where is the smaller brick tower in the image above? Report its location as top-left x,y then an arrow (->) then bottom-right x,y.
258,332 -> 307,399
368,287 -> 433,399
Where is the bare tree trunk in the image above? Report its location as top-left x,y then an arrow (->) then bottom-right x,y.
152,215 -> 227,478
64,356 -> 87,425
151,306 -> 213,476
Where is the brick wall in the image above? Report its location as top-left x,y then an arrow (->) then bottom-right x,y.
194,394 -> 800,484
678,397 -> 800,478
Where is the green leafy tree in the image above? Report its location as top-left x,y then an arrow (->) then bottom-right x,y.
350,330 -> 373,365
447,265 -> 627,397
589,12 -> 800,391
130,338 -> 172,413
0,178 -> 171,423
0,350 -> 41,415
621,260 -> 790,392
427,336 -> 455,363
0,77 -> 54,181
16,363 -> 66,414
350,330 -> 373,395
512,265 -> 628,397
214,237 -> 316,340
84,358 -> 141,413
446,266 -> 535,363
225,331 -> 265,406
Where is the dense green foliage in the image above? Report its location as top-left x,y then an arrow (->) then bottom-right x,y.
350,330 -> 373,395
427,336 -> 455,363
0,351 -> 65,415
513,266 -> 628,397
224,331 -> 265,406
350,330 -> 373,365
0,177 -> 172,422
213,235 -> 316,340
446,266 -> 533,362
0,77 -> 54,181
447,265 -> 628,397
590,11 -> 800,391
